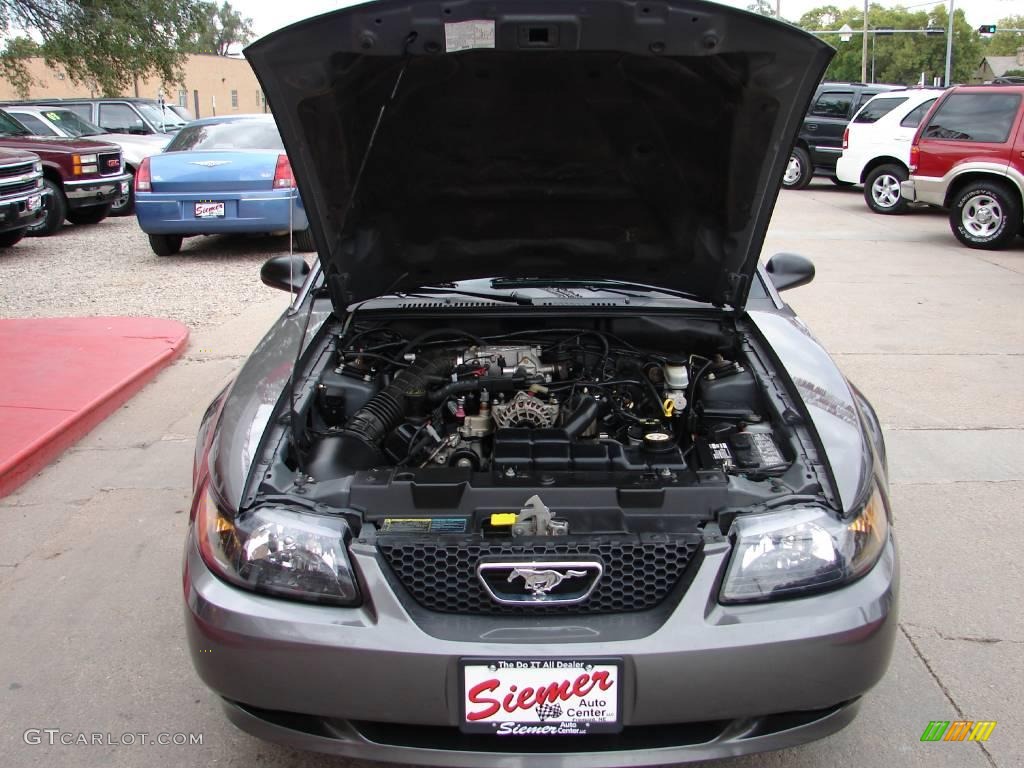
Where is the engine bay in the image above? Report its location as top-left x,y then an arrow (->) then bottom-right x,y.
288,321 -> 802,488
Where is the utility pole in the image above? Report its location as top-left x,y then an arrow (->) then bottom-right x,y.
944,0 -> 955,86
861,0 -> 869,83
776,0 -> 780,18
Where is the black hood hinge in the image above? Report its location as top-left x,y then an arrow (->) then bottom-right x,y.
727,272 -> 749,318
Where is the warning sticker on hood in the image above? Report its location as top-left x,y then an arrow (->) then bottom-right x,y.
445,20 -> 496,52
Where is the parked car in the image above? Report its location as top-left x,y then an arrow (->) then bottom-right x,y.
182,3 -> 897,766
901,83 -> 1024,249
784,81 -> 902,190
134,114 -> 312,256
4,105 -> 168,215
0,108 -> 129,235
0,148 -> 46,247
6,97 -> 187,136
835,88 -> 945,214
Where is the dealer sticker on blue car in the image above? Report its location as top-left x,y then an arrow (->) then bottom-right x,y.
461,659 -> 622,735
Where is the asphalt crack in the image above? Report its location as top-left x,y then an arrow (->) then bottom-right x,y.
899,624 -> 999,767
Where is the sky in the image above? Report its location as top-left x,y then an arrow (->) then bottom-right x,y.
232,0 -> 1020,39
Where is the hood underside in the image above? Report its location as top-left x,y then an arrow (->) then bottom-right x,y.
246,0 -> 832,308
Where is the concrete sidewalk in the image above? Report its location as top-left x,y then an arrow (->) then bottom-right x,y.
0,317 -> 188,496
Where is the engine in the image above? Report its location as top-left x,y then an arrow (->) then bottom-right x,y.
304,328 -> 789,481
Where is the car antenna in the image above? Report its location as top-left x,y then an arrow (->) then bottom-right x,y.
288,31 -> 419,480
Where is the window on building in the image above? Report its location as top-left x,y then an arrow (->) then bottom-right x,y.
178,89 -> 188,107
231,90 -> 239,110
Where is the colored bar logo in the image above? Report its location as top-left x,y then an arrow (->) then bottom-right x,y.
921,720 -> 996,742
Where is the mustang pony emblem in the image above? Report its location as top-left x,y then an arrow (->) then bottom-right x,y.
507,567 -> 588,595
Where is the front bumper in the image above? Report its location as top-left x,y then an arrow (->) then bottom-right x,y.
0,189 -> 46,232
184,530 -> 899,765
64,173 -> 132,209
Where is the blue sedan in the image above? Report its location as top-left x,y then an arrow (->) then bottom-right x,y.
134,114 -> 312,256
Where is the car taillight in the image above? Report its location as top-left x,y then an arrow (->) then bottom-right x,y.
273,154 -> 294,189
135,156 -> 151,192
909,144 -> 920,174
842,127 -> 849,150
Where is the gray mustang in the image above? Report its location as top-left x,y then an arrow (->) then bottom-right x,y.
183,1 -> 897,765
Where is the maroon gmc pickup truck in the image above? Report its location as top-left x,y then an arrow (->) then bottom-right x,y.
0,107 -> 130,236
0,147 -> 45,247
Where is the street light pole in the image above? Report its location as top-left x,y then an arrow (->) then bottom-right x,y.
944,0 -> 954,85
861,0 -> 869,83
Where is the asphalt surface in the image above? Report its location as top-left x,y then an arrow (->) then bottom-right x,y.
1,189 -> 1022,768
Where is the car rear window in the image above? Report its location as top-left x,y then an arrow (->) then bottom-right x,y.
165,121 -> 284,152
900,98 -> 937,128
853,96 -> 908,124
922,93 -> 1022,143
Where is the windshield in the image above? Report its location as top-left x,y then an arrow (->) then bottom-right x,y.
135,102 -> 187,131
164,121 -> 284,152
39,109 -> 103,137
0,110 -> 30,137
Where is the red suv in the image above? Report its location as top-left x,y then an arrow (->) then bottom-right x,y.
902,84 -> 1024,249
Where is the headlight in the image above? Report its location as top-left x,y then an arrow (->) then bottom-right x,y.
32,161 -> 42,174
720,485 -> 888,603
195,486 -> 361,606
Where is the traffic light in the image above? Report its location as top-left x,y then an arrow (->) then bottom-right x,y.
978,24 -> 997,34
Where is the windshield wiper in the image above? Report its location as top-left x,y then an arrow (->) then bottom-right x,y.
490,278 -> 702,303
394,284 -> 533,306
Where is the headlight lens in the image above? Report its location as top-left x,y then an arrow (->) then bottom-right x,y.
195,486 -> 361,606
720,485 -> 888,603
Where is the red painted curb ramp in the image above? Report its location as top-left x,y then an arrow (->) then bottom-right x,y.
0,317 -> 189,497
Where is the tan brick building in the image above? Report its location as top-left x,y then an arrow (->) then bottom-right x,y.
0,54 -> 267,118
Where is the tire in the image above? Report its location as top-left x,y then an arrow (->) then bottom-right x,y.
66,204 -> 112,226
864,164 -> 909,215
783,147 -> 813,190
148,233 -> 183,256
110,170 -> 134,216
292,228 -> 315,252
830,175 -> 855,187
0,229 -> 25,248
27,179 -> 66,237
949,180 -> 1021,250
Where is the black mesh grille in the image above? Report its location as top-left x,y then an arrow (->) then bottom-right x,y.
0,179 -> 39,196
378,534 -> 701,615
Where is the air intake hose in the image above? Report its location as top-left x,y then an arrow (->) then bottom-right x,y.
307,357 -> 452,478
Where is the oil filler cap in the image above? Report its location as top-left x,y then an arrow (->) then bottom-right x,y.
643,432 -> 674,452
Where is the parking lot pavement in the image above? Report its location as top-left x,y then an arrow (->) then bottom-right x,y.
0,184 -> 1021,768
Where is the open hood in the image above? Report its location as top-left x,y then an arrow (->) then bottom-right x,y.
246,0 -> 832,309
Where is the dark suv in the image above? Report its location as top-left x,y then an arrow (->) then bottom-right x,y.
0,108 -> 130,235
0,148 -> 45,247
784,82 -> 901,190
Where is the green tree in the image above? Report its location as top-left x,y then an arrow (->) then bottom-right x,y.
746,0 -> 777,17
0,0 -> 206,97
189,1 -> 255,56
797,4 -> 982,86
984,16 -> 1024,57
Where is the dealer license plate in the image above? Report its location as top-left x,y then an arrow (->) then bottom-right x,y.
194,201 -> 225,218
27,195 -> 41,212
461,658 -> 622,735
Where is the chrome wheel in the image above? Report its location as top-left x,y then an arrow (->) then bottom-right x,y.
871,173 -> 901,209
961,195 -> 1004,239
783,155 -> 801,185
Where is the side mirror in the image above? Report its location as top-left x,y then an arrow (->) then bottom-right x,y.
261,254 -> 310,293
766,252 -> 815,292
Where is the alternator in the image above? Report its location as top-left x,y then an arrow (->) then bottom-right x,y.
491,391 -> 560,429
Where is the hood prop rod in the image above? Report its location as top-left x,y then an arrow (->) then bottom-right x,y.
288,32 -> 418,479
